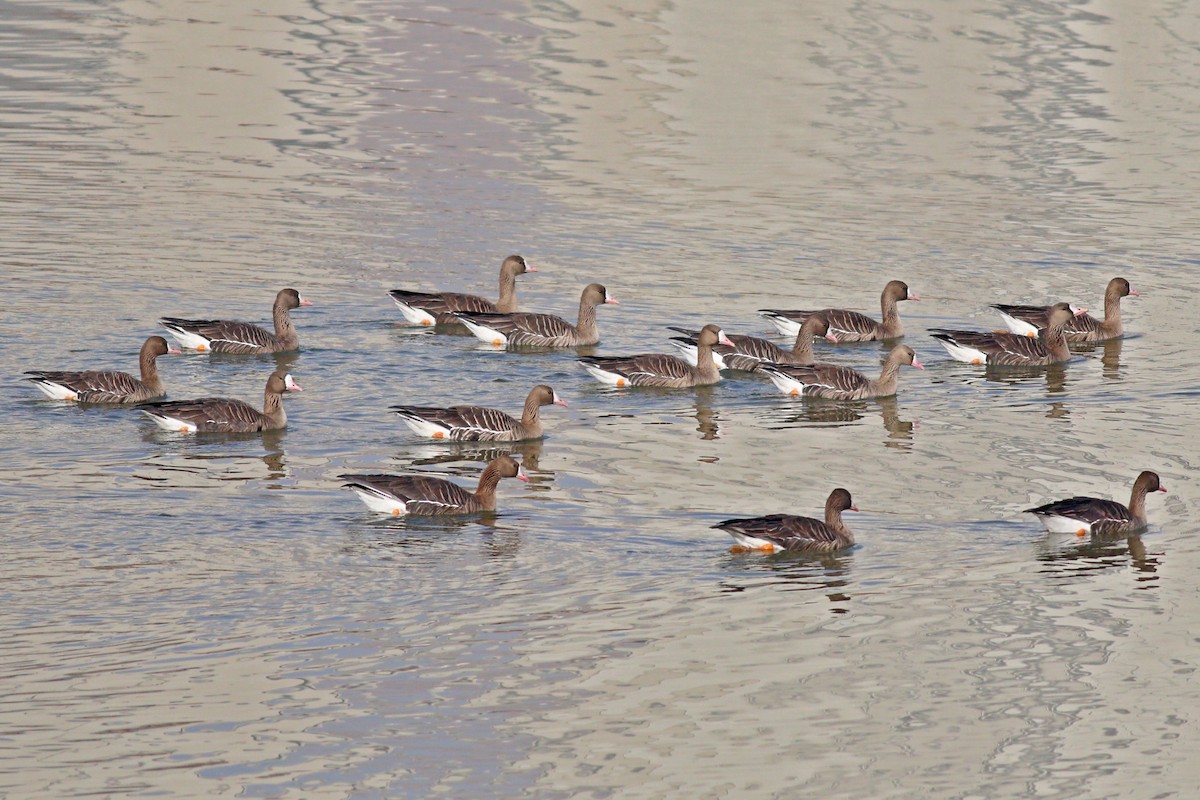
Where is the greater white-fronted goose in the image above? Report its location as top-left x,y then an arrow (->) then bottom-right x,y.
26,336 -> 180,403
714,488 -> 858,553
759,280 -> 919,341
669,313 -> 837,371
340,455 -> 529,516
578,324 -> 734,388
759,344 -> 923,399
160,288 -> 313,354
138,369 -> 302,433
1025,470 -> 1166,536
456,283 -> 618,347
993,277 -> 1137,342
388,255 -> 536,326
391,385 -> 568,442
931,302 -> 1084,366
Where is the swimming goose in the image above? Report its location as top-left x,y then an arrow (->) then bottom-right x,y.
388,255 -> 535,326
340,455 -> 528,516
26,336 -> 179,403
160,288 -> 313,354
931,302 -> 1084,366
391,384 -> 567,441
138,369 -> 302,433
759,280 -> 919,340
715,488 -> 858,553
760,344 -> 923,399
1025,470 -> 1166,536
993,277 -> 1136,342
579,324 -> 734,387
456,283 -> 618,347
669,313 -> 837,371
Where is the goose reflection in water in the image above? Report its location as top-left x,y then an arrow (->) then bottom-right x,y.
1035,530 -> 1160,585
401,438 -> 550,490
718,550 -> 855,612
764,395 -> 916,448
693,384 -> 720,440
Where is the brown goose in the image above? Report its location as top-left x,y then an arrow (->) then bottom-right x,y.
715,488 -> 858,553
1026,471 -> 1166,536
993,277 -> 1137,342
26,336 -> 180,403
388,255 -> 535,326
391,385 -> 568,441
760,344 -> 923,399
759,280 -> 919,341
578,324 -> 735,388
340,455 -> 529,516
669,313 -> 837,371
160,288 -> 313,354
931,302 -> 1084,366
455,283 -> 618,347
138,369 -> 302,433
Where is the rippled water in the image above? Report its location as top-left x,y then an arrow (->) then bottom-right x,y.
4,0 -> 1200,796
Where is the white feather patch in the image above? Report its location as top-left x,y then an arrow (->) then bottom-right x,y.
997,311 -> 1040,337
348,487 -> 409,515
458,317 -> 508,346
392,301 -> 438,326
937,340 -> 989,364
30,381 -> 79,401
141,410 -> 198,433
1035,514 -> 1093,535
162,327 -> 212,351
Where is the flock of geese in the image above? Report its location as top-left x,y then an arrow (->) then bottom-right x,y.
25,257 -> 1164,553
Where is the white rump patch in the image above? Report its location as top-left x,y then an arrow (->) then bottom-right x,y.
142,410 -> 198,433
997,311 -> 1040,337
162,326 -> 212,351
725,530 -> 782,552
458,317 -> 508,346
393,300 -> 438,326
1036,514 -> 1093,535
348,487 -> 408,515
579,362 -> 628,386
30,381 -> 78,401
398,416 -> 453,439
937,340 -> 989,364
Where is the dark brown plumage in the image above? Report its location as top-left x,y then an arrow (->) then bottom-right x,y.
456,284 -> 618,347
992,277 -> 1136,342
669,313 -> 836,371
715,488 -> 859,553
931,302 -> 1082,366
138,370 -> 302,433
389,255 -> 534,326
391,385 -> 567,441
26,336 -> 179,403
759,280 -> 918,341
760,344 -> 923,399
160,288 -> 313,354
579,324 -> 735,388
340,455 -> 529,516
1026,471 -> 1166,536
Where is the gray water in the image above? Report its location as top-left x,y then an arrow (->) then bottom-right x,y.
3,0 -> 1199,797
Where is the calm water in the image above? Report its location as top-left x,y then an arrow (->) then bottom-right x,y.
3,0 -> 1199,796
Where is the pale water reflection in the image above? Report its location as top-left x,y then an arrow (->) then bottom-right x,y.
3,0 -> 1200,797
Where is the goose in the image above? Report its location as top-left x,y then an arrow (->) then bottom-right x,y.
993,277 -> 1137,342
160,288 -> 313,354
138,369 -> 302,433
456,283 -> 618,347
759,344 -> 923,399
26,336 -> 179,403
340,455 -> 528,516
759,280 -> 919,340
930,302 -> 1084,366
1025,471 -> 1166,536
669,312 -> 837,371
388,255 -> 535,326
578,324 -> 734,388
715,488 -> 858,553
391,385 -> 567,441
